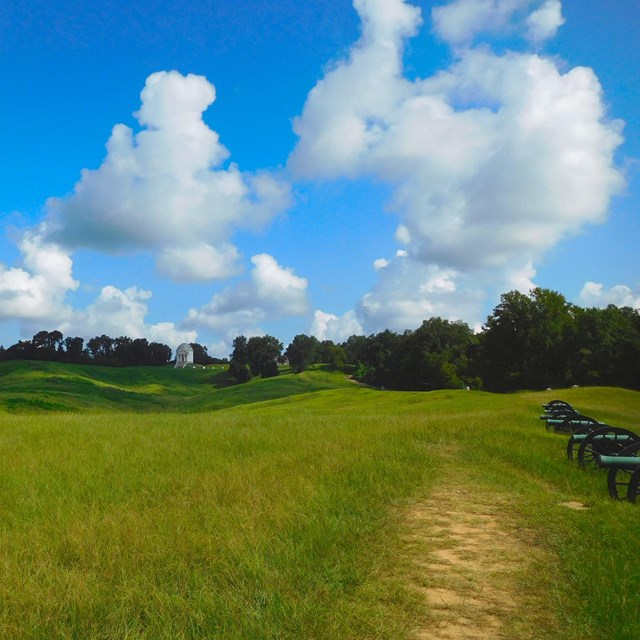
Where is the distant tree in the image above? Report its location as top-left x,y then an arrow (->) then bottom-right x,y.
480,288 -> 574,391
149,342 -> 172,366
285,334 -> 319,373
260,359 -> 279,378
569,305 -> 640,389
229,359 -> 252,382
231,336 -> 250,365
86,335 -> 115,363
63,337 -> 85,363
190,342 -> 215,365
113,336 -> 134,365
319,340 -> 346,370
400,318 -> 476,390
342,334 -> 368,366
349,330 -> 399,387
32,330 -> 63,360
5,340 -> 35,360
247,335 -> 283,377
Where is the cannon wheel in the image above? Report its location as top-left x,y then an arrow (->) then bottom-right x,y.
607,441 -> 640,499
544,410 -> 579,432
577,427 -> 640,469
556,415 -> 599,436
566,423 -> 601,461
626,467 -> 640,503
545,400 -> 573,411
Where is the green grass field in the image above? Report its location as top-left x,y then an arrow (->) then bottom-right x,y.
0,361 -> 639,639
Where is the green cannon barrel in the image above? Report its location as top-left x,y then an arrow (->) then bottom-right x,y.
596,455 -> 640,470
546,418 -> 598,426
572,433 -> 634,443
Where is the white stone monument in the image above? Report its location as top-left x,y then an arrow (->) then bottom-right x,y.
174,343 -> 194,368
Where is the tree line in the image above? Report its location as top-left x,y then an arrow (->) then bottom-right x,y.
0,332 -> 223,368
1,288 -> 638,390
228,288 -> 640,392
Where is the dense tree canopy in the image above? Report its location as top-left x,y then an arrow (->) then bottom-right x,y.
1,331 -> 172,367
285,334 -> 319,373
229,334 -> 283,380
2,288 -> 638,390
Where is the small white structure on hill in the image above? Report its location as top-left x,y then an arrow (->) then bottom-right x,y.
174,343 -> 194,368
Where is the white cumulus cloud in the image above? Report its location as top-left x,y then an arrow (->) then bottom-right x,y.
67,285 -> 197,346
0,231 -> 78,324
157,243 -> 242,282
432,0 -> 528,46
357,253 -> 485,333
525,0 -> 564,43
577,282 -> 640,309
183,253 -> 309,340
310,309 -> 364,342
45,70 -> 291,282
290,0 -> 624,331
0,234 -> 191,347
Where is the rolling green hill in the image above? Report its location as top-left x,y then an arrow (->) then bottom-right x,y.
0,360 -> 354,413
1,360 -> 640,638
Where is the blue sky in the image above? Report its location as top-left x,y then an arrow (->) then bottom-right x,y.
1,0 -> 638,357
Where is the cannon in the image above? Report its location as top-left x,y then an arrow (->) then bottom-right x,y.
542,402 -> 640,503
626,466 -> 640,503
552,414 -> 600,435
566,422 -> 606,460
543,400 -> 575,412
540,399 -> 578,422
596,440 -> 640,500
573,426 -> 640,469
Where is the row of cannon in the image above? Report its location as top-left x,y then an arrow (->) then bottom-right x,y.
540,399 -> 640,503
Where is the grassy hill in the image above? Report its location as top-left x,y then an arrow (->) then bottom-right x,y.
0,361 -> 639,638
0,360 -> 354,413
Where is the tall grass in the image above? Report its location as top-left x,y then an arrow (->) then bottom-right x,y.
0,372 -> 639,638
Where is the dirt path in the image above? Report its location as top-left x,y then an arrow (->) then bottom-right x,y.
403,486 -> 554,639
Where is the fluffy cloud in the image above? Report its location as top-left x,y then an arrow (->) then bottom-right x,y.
0,232 -> 78,323
358,253 -> 485,333
45,71 -> 291,282
157,243 -> 242,282
183,253 -> 309,339
431,0 -> 563,46
432,0 -> 528,46
289,0 -> 421,179
577,282 -> 640,309
310,309 -> 363,342
525,0 -> 564,43
0,233 -> 190,347
67,285 -> 196,346
290,0 -> 624,330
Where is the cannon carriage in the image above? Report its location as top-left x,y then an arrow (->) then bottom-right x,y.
541,400 -> 640,503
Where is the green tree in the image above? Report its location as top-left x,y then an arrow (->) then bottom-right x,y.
32,330 -> 63,360
86,335 -> 115,364
190,343 -> 214,365
247,335 -> 283,377
285,334 -> 318,373
400,318 -> 476,390
229,359 -> 252,382
570,305 -> 640,389
319,340 -> 346,370
63,336 -> 85,363
230,336 -> 249,365
480,288 -> 574,391
149,342 -> 172,366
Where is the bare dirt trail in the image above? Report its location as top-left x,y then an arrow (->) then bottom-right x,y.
403,485 -> 557,639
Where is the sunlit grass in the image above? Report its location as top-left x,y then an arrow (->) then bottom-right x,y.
0,364 -> 639,638
0,361 -> 353,413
